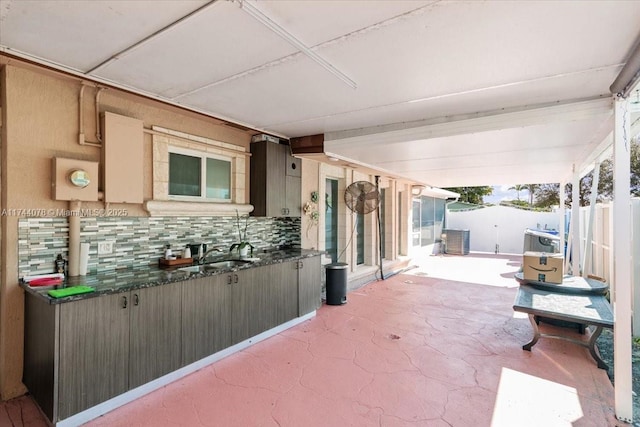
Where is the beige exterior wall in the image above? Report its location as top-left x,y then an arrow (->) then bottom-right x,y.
0,63 -> 251,399
300,157 -> 411,284
300,159 -> 320,250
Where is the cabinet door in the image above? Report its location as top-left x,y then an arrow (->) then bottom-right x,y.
285,151 -> 301,177
231,270 -> 255,344
232,266 -> 279,343
182,275 -> 232,365
284,145 -> 301,216
58,293 -> 129,420
250,141 -> 286,217
129,283 -> 182,389
267,143 -> 287,216
298,256 -> 322,315
271,261 -> 299,325
285,174 -> 301,217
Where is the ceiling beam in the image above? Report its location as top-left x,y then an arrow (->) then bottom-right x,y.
236,0 -> 356,89
325,97 -> 613,148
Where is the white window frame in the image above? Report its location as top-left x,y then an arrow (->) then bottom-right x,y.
168,146 -> 232,203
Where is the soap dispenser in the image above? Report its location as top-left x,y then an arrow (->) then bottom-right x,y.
184,245 -> 191,259
165,244 -> 172,260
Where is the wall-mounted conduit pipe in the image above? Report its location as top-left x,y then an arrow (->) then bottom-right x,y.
68,200 -> 81,276
78,83 -> 103,147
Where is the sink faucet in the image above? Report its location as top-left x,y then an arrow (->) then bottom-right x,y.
199,247 -> 223,264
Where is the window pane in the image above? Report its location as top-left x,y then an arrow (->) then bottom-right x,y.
169,153 -> 201,196
434,198 -> 446,242
412,199 -> 421,246
421,196 -> 435,246
206,157 -> 231,200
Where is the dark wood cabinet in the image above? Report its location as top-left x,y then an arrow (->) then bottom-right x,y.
23,254 -> 322,424
274,261 -> 299,326
231,263 -> 298,343
25,284 -> 182,422
231,267 -> 259,344
298,256 -> 322,316
250,141 -> 301,217
181,275 -> 232,365
129,283 -> 182,388
57,293 -> 129,420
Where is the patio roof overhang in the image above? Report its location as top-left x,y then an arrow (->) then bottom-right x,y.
0,0 -> 639,422
1,1 -> 639,188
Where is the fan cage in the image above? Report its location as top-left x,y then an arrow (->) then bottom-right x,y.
344,181 -> 380,215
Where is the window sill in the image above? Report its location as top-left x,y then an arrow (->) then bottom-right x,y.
144,200 -> 254,217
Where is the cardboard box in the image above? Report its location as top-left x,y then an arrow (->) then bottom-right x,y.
522,251 -> 564,284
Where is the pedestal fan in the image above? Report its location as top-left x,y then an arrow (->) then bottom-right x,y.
342,179 -> 384,279
344,180 -> 380,214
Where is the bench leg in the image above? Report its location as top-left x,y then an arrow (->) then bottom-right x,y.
523,314 -> 540,351
587,326 -> 608,370
522,315 -> 609,370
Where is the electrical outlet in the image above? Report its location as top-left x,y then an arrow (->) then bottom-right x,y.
98,241 -> 114,255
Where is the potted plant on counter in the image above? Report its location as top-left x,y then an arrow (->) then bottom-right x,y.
230,211 -> 254,258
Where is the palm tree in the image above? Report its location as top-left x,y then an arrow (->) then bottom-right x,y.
524,184 -> 539,205
509,184 -> 526,201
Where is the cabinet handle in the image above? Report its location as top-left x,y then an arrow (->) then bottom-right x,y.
134,293 -> 139,306
122,296 -> 128,309
234,274 -> 239,284
299,260 -> 304,269
227,275 -> 232,285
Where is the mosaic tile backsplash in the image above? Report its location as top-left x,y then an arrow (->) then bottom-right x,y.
19,216 -> 301,277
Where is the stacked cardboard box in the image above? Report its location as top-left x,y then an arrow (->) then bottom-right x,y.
522,251 -> 564,284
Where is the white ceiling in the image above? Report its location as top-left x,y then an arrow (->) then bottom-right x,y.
1,0 -> 639,188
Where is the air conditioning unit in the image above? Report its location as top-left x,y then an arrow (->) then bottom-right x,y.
443,229 -> 470,255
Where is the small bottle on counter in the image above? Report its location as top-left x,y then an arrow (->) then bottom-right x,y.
183,245 -> 191,259
165,244 -> 173,260
55,254 -> 66,274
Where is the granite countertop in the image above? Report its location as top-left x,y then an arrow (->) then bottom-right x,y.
20,248 -> 325,305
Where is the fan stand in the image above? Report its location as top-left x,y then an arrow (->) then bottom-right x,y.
341,179 -> 384,280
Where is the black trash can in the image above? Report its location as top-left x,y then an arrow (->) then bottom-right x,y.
325,262 -> 348,305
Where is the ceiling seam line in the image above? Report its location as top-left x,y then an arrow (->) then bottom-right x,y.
171,0 -> 443,100
85,0 -> 220,74
372,146 -> 593,164
236,0 -> 356,89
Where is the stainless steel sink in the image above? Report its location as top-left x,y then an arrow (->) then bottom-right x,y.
204,259 -> 252,270
177,259 -> 253,274
177,265 -> 203,273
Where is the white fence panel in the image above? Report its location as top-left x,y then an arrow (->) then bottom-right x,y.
446,201 -> 640,336
446,206 -> 560,254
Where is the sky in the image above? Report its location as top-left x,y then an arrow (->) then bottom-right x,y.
483,185 -> 532,204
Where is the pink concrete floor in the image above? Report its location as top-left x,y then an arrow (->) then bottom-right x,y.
3,254 -> 620,426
